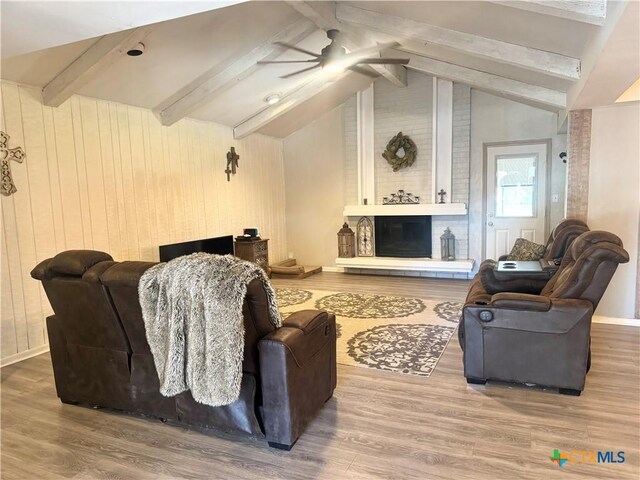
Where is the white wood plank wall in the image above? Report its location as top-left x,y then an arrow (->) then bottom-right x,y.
0,80 -> 287,363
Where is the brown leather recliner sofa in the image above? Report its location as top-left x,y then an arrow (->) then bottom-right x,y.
459,231 -> 629,395
31,250 -> 337,450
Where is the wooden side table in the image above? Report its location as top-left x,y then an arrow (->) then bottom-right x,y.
234,239 -> 269,272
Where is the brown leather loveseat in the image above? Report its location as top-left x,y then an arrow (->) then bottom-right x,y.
459,231 -> 629,395
31,250 -> 337,450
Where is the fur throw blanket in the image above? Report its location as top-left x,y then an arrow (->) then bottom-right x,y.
138,253 -> 281,407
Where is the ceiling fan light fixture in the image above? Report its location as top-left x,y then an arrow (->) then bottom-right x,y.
265,93 -> 282,105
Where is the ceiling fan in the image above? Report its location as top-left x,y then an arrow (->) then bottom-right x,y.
258,29 -> 409,79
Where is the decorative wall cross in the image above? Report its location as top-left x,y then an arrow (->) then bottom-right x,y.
0,131 -> 25,197
225,147 -> 240,182
437,189 -> 447,204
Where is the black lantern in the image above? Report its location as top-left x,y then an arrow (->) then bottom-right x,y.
337,222 -> 355,258
441,227 -> 456,261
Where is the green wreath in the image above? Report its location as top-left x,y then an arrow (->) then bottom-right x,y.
382,132 -> 417,172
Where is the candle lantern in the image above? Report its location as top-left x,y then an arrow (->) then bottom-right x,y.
441,227 -> 456,261
337,222 -> 356,258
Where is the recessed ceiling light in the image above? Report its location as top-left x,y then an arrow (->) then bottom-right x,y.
127,43 -> 145,57
265,93 -> 281,105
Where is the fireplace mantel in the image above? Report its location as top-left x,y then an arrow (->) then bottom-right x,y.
343,203 -> 467,217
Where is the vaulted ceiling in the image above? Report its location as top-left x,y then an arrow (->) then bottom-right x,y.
1,1 -> 637,139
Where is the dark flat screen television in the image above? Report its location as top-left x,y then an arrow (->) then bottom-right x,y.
159,235 -> 234,262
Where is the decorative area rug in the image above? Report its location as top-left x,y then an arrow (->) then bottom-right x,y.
275,288 -> 463,378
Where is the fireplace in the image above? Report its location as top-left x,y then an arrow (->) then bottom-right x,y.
374,216 -> 432,258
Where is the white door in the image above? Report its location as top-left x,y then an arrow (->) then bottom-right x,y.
485,142 -> 547,260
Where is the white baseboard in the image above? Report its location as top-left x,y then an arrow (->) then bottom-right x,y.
593,315 -> 639,327
1,344 -> 50,368
322,266 -> 345,273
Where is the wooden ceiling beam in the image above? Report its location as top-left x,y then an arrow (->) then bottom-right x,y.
42,27 -> 152,107
155,19 -> 317,126
336,4 -> 581,81
285,0 -> 335,31
491,1 -> 607,26
405,53 -> 566,110
286,1 -> 407,87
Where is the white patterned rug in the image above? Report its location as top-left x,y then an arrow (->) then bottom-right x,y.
275,288 -> 463,378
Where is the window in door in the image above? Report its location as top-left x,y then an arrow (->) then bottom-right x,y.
495,154 -> 538,218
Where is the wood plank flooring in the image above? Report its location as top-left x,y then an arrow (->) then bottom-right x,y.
2,272 -> 639,479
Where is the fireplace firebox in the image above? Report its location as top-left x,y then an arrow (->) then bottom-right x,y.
374,215 -> 432,258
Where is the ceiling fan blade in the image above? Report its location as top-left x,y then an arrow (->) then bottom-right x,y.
348,65 -> 379,78
280,64 -> 321,79
343,41 -> 400,61
274,41 -> 321,58
258,60 -> 319,64
356,58 -> 409,65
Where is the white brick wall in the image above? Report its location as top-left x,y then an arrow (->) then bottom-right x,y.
452,84 -> 471,204
432,216 -> 468,260
342,74 -> 472,262
432,83 -> 471,261
374,70 -> 433,203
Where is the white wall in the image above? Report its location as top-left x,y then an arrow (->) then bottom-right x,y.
0,80 -> 287,364
588,102 -> 639,319
283,105 -> 344,268
343,95 -> 358,207
469,90 -> 567,269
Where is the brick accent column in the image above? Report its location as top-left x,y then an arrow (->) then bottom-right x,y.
566,110 -> 592,222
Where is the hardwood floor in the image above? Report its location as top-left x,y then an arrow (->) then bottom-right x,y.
2,272 -> 638,479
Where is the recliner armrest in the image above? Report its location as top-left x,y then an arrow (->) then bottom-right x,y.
490,293 -> 551,311
282,310 -> 328,334
258,311 -> 336,449
463,298 -> 593,334
262,310 -> 330,367
461,297 -> 593,391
